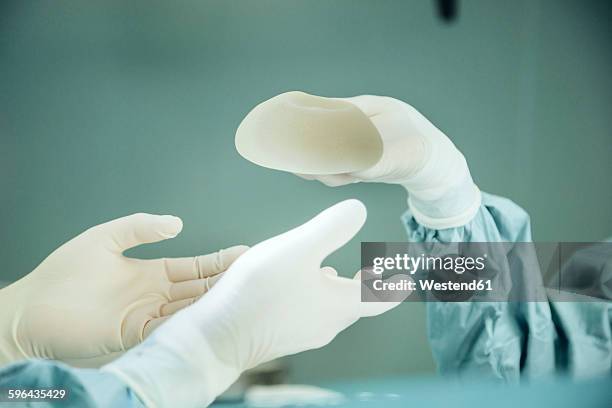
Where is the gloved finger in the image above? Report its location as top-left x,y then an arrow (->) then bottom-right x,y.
293,199 -> 366,262
315,174 -> 359,187
124,297 -> 168,347
160,297 -> 199,316
321,274 -> 397,321
295,173 -> 357,187
142,316 -> 171,338
169,274 -> 223,301
163,245 -> 249,282
321,266 -> 338,277
354,269 -> 412,317
294,173 -> 316,180
93,213 -> 183,253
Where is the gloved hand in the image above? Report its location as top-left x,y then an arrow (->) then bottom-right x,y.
0,213 -> 247,367
296,94 -> 481,229
103,200 -> 404,408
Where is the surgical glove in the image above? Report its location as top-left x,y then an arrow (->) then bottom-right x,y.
103,200 -> 402,408
0,213 -> 247,367
298,94 -> 481,229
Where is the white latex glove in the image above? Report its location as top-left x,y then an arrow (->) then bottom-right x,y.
0,213 -> 247,367
103,200 -> 403,408
297,95 -> 481,229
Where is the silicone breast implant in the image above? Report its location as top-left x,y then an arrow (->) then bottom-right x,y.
235,91 -> 382,175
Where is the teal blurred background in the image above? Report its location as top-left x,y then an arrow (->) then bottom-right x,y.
1,0 -> 611,382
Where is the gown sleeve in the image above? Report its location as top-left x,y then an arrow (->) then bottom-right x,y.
402,192 -> 611,381
0,359 -> 145,407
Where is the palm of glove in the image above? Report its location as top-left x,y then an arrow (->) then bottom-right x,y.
4,213 -> 246,366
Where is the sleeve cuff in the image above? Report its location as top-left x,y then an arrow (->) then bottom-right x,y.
407,183 -> 481,230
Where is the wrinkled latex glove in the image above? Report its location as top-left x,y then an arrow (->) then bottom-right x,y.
298,95 -> 481,229
103,200 -> 404,408
0,213 -> 247,367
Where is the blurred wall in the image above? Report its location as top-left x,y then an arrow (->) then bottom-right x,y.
1,0 -> 611,382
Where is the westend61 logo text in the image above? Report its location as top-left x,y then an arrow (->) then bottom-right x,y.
371,253 -> 487,275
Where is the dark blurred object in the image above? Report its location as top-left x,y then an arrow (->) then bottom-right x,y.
436,0 -> 458,23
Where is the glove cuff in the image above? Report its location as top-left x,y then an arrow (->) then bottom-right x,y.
102,320 -> 240,408
400,131 -> 481,229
